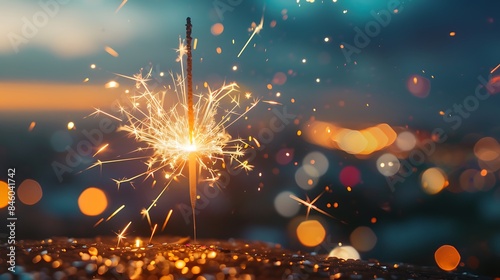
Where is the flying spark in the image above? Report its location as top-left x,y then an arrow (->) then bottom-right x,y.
289,192 -> 333,220
237,8 -> 265,58
491,63 -> 500,74
106,205 -> 125,222
116,221 -> 132,247
162,209 -> 173,231
93,143 -> 109,157
115,0 -> 128,13
262,100 -> 282,105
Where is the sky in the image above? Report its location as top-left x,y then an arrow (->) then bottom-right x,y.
1,0 -> 500,277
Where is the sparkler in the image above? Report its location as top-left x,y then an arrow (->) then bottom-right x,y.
88,18 -> 258,241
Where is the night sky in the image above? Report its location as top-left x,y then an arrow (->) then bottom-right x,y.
1,0 -> 500,277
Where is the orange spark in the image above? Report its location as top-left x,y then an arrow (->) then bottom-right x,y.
93,143 -> 109,157
162,209 -> 173,231
105,204 -> 125,222
491,63 -> 500,74
115,0 -> 127,13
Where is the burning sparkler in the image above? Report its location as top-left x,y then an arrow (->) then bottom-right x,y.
88,18 -> 258,241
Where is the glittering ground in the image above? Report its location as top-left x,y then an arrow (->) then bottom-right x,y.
0,237 -> 490,280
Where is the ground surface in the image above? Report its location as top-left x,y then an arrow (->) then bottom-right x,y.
0,237 -> 492,280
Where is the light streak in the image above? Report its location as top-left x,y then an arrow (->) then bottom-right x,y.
237,9 -> 265,58
106,204 -> 126,222
162,209 -> 173,231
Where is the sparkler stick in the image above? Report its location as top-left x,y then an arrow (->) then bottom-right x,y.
186,17 -> 198,242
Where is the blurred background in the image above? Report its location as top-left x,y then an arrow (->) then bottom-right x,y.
1,0 -> 500,277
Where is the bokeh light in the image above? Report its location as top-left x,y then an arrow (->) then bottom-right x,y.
295,165 -> 319,190
336,129 -> 367,155
296,220 -> 326,247
302,151 -> 329,176
459,169 -> 492,192
78,187 -> 108,216
18,179 -> 43,205
396,131 -> 417,151
434,245 -> 460,271
272,72 -> 287,86
421,167 -> 448,195
350,226 -> 377,252
0,181 -> 8,208
328,245 -> 360,260
339,166 -> 361,187
274,191 -> 300,218
210,23 -> 224,36
104,80 -> 119,89
376,153 -> 400,176
474,137 -> 500,162
407,74 -> 431,98
276,148 -> 294,165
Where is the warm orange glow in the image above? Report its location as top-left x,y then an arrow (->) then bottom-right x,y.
210,23 -> 224,36
480,169 -> 488,176
350,226 -> 377,252
18,179 -> 43,205
105,81 -> 119,89
449,31 -> 456,37
474,137 -> 500,162
303,121 -> 397,155
104,46 -> 119,57
216,47 -> 222,54
28,121 -> 36,131
267,84 -> 273,90
78,187 -> 108,216
0,81 -> 121,111
296,220 -> 326,247
421,167 -> 447,194
0,181 -> 9,208
435,245 -> 460,271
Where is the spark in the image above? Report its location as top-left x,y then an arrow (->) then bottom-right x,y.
237,8 -> 265,58
141,208 -> 153,228
491,63 -> 500,74
162,209 -> 173,231
28,121 -> 36,131
289,192 -> 333,220
116,221 -> 132,247
87,108 -> 122,122
105,46 -> 119,57
115,0 -> 128,13
87,27 -> 259,238
148,224 -> 158,245
93,218 -> 104,228
105,204 -> 125,222
262,100 -> 282,105
93,143 -> 109,157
